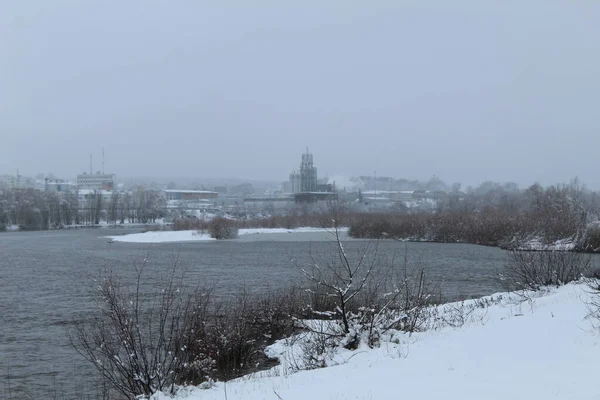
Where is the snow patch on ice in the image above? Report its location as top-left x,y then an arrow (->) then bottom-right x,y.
107,230 -> 214,243
240,227 -> 348,235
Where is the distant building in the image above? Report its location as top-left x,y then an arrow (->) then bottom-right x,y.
287,149 -> 338,205
0,174 -> 35,190
45,179 -> 75,193
213,186 -> 228,195
0,175 -> 15,189
294,192 -> 338,204
162,189 -> 218,201
361,190 -> 415,202
317,183 -> 335,193
77,172 -> 116,190
243,196 -> 295,211
77,189 -> 113,208
289,171 -> 301,194
288,149 -> 319,194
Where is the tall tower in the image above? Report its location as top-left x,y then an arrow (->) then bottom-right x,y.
299,148 -> 317,192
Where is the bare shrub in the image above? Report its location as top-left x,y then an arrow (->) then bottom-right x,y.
208,217 -> 238,239
71,259 -> 211,399
181,286 -> 305,382
72,260 -> 306,398
387,266 -> 438,334
586,279 -> 600,332
500,250 -> 591,291
249,287 -> 303,341
296,321 -> 344,370
578,225 -> 600,253
424,295 -> 504,331
358,251 -> 439,347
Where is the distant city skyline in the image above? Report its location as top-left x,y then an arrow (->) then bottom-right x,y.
2,2 -> 600,188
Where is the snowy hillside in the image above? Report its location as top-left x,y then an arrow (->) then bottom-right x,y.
152,283 -> 600,400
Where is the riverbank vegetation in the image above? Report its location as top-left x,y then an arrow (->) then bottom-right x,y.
70,226 -> 597,399
171,213 -> 348,231
4,178 -> 600,254
500,250 -> 593,291
71,231 -> 441,399
349,180 -> 600,252
167,179 -> 600,252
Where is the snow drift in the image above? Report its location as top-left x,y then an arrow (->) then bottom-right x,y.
151,283 -> 600,400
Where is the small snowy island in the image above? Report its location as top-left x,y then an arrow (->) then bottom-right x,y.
106,227 -> 348,243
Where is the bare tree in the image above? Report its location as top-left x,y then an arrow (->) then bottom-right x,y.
296,224 -> 437,354
108,191 -> 120,225
299,226 -> 378,342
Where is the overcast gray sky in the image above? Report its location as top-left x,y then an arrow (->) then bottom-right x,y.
1,1 -> 599,187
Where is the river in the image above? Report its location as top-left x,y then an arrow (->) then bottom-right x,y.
0,228 -> 564,398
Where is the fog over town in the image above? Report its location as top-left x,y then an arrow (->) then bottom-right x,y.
2,1 -> 600,188
2,2 -> 600,400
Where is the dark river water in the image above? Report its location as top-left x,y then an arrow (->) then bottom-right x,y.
0,228 -> 573,398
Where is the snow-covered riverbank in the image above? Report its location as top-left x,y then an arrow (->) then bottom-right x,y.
106,227 -> 348,243
501,236 -> 577,251
152,283 -> 599,400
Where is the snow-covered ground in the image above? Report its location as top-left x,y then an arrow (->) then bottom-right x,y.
107,230 -> 214,243
506,236 -> 576,251
152,283 -> 600,400
106,227 -> 348,243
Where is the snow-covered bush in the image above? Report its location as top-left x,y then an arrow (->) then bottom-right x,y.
577,225 -> 600,253
295,320 -> 345,370
297,226 -> 437,352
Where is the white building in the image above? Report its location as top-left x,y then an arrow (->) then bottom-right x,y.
77,172 -> 116,190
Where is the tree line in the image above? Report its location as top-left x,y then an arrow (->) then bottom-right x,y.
350,179 -> 600,251
0,189 -> 165,231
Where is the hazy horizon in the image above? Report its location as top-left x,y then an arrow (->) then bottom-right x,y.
2,1 -> 599,188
